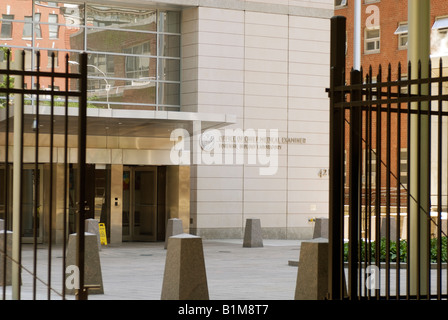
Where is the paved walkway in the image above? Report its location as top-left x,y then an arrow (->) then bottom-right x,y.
3,238 -> 447,300
2,239 -> 303,300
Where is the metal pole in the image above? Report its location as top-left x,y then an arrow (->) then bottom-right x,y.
328,16 -> 346,300
408,0 -> 430,297
354,0 -> 361,71
12,51 -> 24,300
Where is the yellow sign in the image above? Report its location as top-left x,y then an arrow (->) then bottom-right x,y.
99,223 -> 107,246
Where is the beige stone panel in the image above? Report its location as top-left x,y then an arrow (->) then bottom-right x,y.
243,201 -> 286,215
196,201 -> 242,214
198,68 -> 244,82
195,189 -> 243,202
244,190 -> 286,202
199,6 -> 244,23
245,47 -> 288,62
289,14 -> 331,30
288,155 -> 329,168
245,71 -> 288,85
244,24 -> 288,38
289,62 -> 328,76
198,31 -> 244,46
287,120 -> 329,134
195,177 -> 243,190
288,202 -> 329,215
245,95 -> 287,108
288,109 -> 329,122
198,79 -> 244,94
289,73 -> 329,88
288,178 -> 328,192
198,56 -> 244,70
245,9 -> 289,26
288,168 -> 326,181
244,177 -> 286,190
245,35 -> 288,49
245,59 -> 287,73
198,19 -> 244,35
197,92 -> 243,107
288,190 -> 329,204
195,213 -> 243,228
243,118 -> 287,131
199,43 -> 244,58
289,51 -> 330,64
245,107 -> 287,120
289,85 -> 329,99
289,28 -> 330,41
288,97 -> 329,110
288,144 -> 328,157
244,165 -> 287,179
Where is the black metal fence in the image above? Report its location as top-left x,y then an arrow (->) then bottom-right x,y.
329,16 -> 448,300
0,49 -> 88,299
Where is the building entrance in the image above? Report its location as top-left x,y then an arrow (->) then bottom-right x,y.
122,166 -> 159,241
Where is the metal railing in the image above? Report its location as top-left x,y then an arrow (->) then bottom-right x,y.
329,16 -> 448,300
0,49 -> 89,300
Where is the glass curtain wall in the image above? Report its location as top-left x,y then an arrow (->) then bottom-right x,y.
0,1 -> 181,110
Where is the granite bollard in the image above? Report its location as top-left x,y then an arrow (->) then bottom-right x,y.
0,231 -> 12,286
312,218 -> 328,239
295,241 -> 328,300
85,219 -> 101,251
161,233 -> 209,300
243,218 -> 263,248
164,218 -> 183,249
65,232 -> 104,295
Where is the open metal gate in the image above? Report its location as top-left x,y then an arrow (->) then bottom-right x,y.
329,16 -> 448,300
0,49 -> 89,299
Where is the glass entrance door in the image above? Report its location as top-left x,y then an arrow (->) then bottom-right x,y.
123,167 -> 157,241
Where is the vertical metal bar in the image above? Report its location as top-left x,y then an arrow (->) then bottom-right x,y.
349,68 -> 362,300
47,51 -> 55,300
1,49 -> 11,300
12,50 -> 25,300
375,65 -> 382,300
386,63 -> 392,299
367,66 -> 373,299
426,59 -> 432,300
32,51 -> 41,300
328,15 -> 346,300
62,53 -> 70,299
437,57 -> 443,300
406,61 -> 412,300
76,52 -> 88,300
396,63 -> 402,299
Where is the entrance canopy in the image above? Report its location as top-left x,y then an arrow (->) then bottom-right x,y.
0,106 -> 236,138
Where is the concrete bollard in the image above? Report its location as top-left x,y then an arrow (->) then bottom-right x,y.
161,233 -> 209,300
164,218 -> 183,249
85,219 -> 101,251
65,233 -> 104,295
0,231 -> 12,286
243,218 -> 263,248
312,218 -> 329,239
295,241 -> 329,300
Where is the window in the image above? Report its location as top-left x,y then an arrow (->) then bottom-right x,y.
365,28 -> 380,53
335,0 -> 347,7
1,14 -> 14,39
48,14 -> 59,39
47,50 -> 58,68
394,23 -> 408,50
432,17 -> 448,56
23,13 -> 41,39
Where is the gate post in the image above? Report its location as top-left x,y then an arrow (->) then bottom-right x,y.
328,16 -> 346,300
348,69 -> 362,300
76,52 -> 88,300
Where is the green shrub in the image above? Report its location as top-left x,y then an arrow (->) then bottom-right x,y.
343,237 -> 447,263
